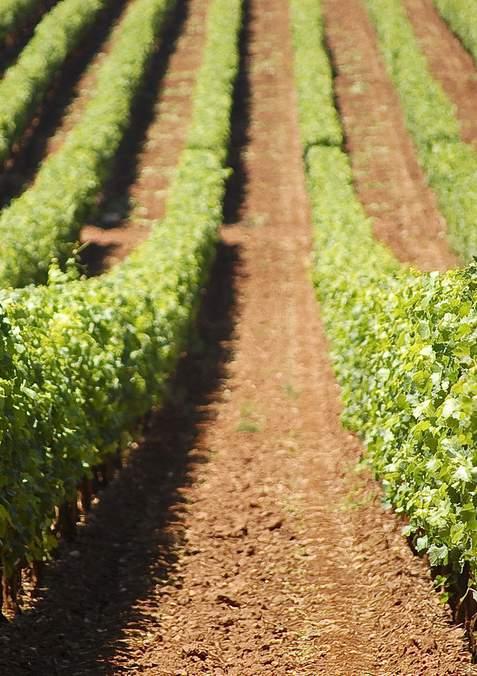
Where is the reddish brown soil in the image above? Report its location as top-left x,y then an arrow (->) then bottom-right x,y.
402,0 -> 477,150
323,0 -> 458,271
0,0 -> 475,674
81,0 -> 209,273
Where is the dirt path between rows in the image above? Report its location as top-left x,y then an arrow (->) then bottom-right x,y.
323,0 -> 458,271
0,0 -> 474,673
402,0 -> 477,150
103,0 -> 471,670
81,0 -> 209,273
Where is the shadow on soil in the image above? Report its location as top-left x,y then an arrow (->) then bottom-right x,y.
223,0 -> 251,226
0,3 -> 253,670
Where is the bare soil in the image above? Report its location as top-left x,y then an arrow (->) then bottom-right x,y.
323,0 -> 458,271
402,0 -> 477,150
0,0 -> 474,674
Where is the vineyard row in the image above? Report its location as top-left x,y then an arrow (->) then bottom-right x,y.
292,0 -> 477,600
0,0 -> 109,171
0,0 -> 173,288
0,0 -> 242,608
0,0 -> 43,46
365,0 -> 477,262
